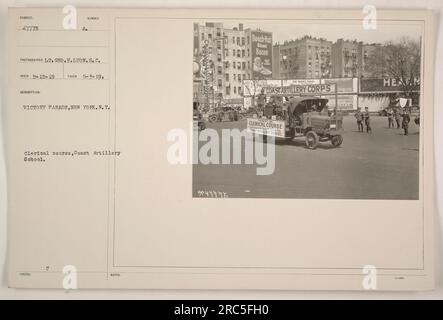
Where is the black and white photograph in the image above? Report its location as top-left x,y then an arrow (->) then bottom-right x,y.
192,20 -> 422,200
2,5 -> 439,296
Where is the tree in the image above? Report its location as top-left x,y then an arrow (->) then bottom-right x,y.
365,37 -> 421,98
243,79 -> 268,108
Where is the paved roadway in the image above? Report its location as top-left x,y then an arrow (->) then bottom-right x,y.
193,115 -> 420,199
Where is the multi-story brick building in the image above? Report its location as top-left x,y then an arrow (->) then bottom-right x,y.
194,22 -> 273,104
272,36 -> 332,79
331,39 -> 380,78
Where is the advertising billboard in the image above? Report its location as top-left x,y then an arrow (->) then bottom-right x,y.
251,30 -> 273,79
322,78 -> 357,93
360,77 -> 420,93
322,95 -> 357,111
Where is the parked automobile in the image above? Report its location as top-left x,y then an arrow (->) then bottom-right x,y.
208,106 -> 239,122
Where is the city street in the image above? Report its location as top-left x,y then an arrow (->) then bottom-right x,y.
193,115 -> 420,199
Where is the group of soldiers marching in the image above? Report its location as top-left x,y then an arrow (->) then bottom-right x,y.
387,108 -> 412,135
354,106 -> 413,136
354,107 -> 372,133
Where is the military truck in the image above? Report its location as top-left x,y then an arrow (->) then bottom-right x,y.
247,97 -> 343,149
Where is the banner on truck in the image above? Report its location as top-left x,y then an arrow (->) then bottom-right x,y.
247,118 -> 286,138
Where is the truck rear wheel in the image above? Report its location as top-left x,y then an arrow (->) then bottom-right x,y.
331,135 -> 343,147
305,131 -> 318,149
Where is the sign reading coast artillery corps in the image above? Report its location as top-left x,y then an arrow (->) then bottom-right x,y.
243,79 -> 338,97
263,83 -> 335,95
247,118 -> 286,138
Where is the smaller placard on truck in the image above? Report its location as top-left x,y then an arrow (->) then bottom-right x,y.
246,118 -> 286,138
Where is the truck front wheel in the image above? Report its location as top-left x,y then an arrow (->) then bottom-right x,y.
331,135 -> 343,147
305,131 -> 319,149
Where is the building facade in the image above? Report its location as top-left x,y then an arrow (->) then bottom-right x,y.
331,39 -> 380,78
194,22 -> 273,104
272,36 -> 332,79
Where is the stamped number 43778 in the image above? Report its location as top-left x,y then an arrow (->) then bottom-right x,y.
197,190 -> 228,198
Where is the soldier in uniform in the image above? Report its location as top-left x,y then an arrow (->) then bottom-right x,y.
394,108 -> 402,129
387,108 -> 394,128
363,107 -> 372,133
256,89 -> 266,118
354,107 -> 363,132
402,108 -> 411,136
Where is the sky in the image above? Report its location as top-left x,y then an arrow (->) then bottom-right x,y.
219,20 -> 422,45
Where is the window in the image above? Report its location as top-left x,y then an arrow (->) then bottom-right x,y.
247,36 -> 250,45
242,49 -> 245,57
238,74 -> 241,81
237,49 -> 241,57
233,74 -> 236,81
217,66 -> 222,75
247,61 -> 250,69
247,48 -> 250,57
208,33 -> 212,39
234,86 -> 237,94
217,53 -> 222,62
233,61 -> 236,68
237,62 -> 241,70
242,62 -> 246,70
226,86 -> 230,95
241,37 -> 245,46
233,49 -> 235,56
225,73 -> 229,81
238,86 -> 242,94
232,36 -> 235,44
216,28 -> 221,37
237,37 -> 240,45
218,79 -> 222,87
217,41 -> 221,50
